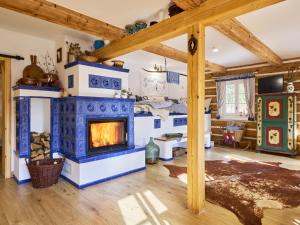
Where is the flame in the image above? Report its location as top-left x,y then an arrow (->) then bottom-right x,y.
90,122 -> 124,148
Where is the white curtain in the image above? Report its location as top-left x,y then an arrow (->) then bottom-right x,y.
243,76 -> 256,120
216,80 -> 226,119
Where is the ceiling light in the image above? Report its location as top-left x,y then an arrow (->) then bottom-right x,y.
212,47 -> 220,53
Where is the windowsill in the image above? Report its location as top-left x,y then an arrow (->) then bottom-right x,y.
219,115 -> 251,122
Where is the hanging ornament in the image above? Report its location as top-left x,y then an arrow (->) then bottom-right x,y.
188,34 -> 198,55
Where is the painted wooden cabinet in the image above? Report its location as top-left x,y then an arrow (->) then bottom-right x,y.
256,93 -> 297,155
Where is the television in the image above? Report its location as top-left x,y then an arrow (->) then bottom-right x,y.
258,75 -> 283,94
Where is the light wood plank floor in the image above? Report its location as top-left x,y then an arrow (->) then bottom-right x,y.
0,147 -> 299,225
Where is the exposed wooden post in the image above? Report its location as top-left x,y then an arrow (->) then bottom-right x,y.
187,23 -> 205,213
0,58 -> 12,178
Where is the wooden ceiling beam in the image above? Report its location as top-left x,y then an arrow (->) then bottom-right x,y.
0,0 -> 225,72
173,0 -> 283,65
213,19 -> 282,65
93,0 -> 283,61
0,0 -> 125,40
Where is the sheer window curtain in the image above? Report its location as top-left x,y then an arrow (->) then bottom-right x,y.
216,80 -> 226,119
216,73 -> 255,120
243,75 -> 255,121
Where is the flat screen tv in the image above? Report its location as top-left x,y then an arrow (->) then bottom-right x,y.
258,75 -> 283,94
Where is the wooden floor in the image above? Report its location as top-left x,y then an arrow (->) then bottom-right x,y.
0,147 -> 299,225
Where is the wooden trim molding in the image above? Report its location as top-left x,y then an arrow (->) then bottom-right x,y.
0,58 -> 12,178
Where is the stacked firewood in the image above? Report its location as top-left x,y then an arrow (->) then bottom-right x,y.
30,132 -> 51,161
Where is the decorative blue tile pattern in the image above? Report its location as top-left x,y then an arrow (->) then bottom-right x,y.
56,97 -> 135,160
173,117 -> 187,127
89,74 -> 121,90
154,119 -> 161,129
15,97 -> 30,157
51,98 -> 60,153
68,75 -> 74,88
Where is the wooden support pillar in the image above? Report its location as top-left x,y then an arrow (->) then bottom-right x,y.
187,23 -> 205,213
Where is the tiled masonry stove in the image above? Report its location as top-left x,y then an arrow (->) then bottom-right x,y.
14,61 -> 145,188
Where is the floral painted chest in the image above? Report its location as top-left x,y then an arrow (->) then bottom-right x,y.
256,93 -> 298,155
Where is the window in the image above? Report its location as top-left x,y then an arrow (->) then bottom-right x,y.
221,79 -> 250,119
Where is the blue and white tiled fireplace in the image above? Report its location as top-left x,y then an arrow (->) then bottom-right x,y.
53,97 -> 135,160
13,61 -> 145,188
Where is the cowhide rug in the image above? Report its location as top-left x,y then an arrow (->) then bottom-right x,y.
164,160 -> 300,225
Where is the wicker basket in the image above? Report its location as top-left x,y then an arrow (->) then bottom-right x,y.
26,158 -> 65,188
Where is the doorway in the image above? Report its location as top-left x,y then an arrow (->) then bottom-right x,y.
0,58 -> 11,178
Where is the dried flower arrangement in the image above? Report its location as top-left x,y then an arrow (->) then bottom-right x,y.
37,51 -> 57,75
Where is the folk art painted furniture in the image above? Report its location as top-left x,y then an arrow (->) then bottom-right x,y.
256,93 -> 297,156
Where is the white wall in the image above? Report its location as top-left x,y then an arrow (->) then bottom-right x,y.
127,65 -> 187,99
30,98 -> 51,133
55,34 -> 95,89
0,28 -> 56,175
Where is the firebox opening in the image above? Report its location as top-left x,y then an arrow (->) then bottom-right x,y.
87,118 -> 128,154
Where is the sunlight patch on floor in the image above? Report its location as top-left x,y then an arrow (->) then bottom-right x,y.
293,219 -> 300,225
177,173 -> 187,184
118,190 -> 170,225
143,190 -> 168,214
118,195 -> 148,225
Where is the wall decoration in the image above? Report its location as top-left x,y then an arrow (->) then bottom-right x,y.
166,71 -> 180,84
57,48 -> 62,63
141,73 -> 167,96
188,34 -> 198,56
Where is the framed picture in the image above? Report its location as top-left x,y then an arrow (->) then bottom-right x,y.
57,48 -> 62,63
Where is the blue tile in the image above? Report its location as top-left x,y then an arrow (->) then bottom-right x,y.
68,75 -> 74,88
154,119 -> 161,129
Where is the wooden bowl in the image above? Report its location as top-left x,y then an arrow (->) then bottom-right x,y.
112,60 -> 125,68
102,61 -> 114,67
78,55 -> 98,63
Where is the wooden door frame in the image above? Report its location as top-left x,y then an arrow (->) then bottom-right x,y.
0,58 -> 12,178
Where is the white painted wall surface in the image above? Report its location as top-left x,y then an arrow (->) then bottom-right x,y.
0,27 -> 56,175
127,67 -> 187,99
30,98 -> 51,133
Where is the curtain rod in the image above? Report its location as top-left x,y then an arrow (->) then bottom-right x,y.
0,53 -> 24,60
